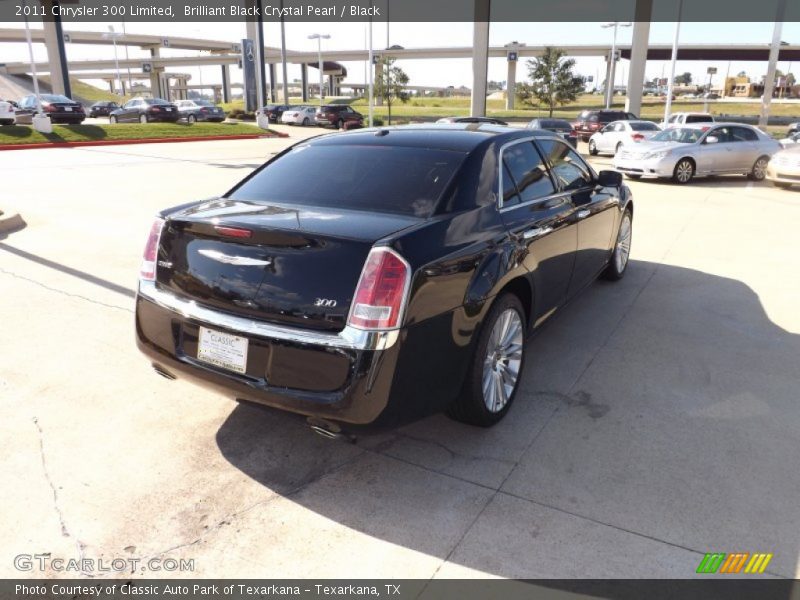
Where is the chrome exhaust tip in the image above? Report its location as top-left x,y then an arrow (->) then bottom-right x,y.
307,418 -> 356,443
152,364 -> 176,380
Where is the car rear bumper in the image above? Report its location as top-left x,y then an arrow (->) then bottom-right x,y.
135,281 -> 472,429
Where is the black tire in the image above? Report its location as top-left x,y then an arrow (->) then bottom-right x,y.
748,155 -> 769,181
139,114 -> 148,124
603,209 -> 633,281
615,142 -> 623,154
672,158 -> 695,184
447,293 -> 527,427
771,180 -> 792,189
187,114 -> 196,124
109,115 -> 117,124
303,117 -> 310,126
337,118 -> 344,129
588,139 -> 598,156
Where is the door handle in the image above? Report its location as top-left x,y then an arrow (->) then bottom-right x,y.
576,209 -> 591,219
522,226 -> 553,240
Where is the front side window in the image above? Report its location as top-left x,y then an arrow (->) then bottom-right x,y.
502,142 -> 556,205
538,140 -> 593,191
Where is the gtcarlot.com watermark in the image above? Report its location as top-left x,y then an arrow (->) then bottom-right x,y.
14,553 -> 195,574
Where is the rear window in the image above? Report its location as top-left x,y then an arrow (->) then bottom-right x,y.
229,144 -> 465,217
630,122 -> 659,131
41,94 -> 72,103
599,111 -> 626,122
540,119 -> 571,130
148,98 -> 170,105
686,114 -> 713,123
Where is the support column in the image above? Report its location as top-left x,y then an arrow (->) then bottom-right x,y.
221,64 -> 231,103
268,64 -> 277,102
42,13 -> 70,97
506,57 -> 517,110
759,0 -> 787,128
625,14 -> 651,116
470,0 -> 491,117
301,64 -> 308,102
245,20 -> 266,108
604,52 -> 615,107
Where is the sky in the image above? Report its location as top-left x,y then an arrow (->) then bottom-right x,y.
1,20 -> 799,94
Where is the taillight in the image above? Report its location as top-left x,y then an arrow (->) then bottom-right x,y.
151,106 -> 161,113
140,218 -> 165,281
42,103 -> 55,112
214,225 -> 252,239
348,247 -> 411,330
569,129 -> 577,137
632,133 -> 645,141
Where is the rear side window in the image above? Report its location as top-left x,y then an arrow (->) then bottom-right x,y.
502,142 -> 555,206
229,144 -> 465,218
538,140 -> 593,191
631,122 -> 659,131
731,126 -> 758,141
686,115 -> 713,123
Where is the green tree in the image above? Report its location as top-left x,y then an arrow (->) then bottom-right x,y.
374,57 -> 410,125
674,72 -> 693,85
517,47 -> 584,117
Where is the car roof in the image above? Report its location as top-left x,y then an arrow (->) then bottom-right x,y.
309,124 -> 559,152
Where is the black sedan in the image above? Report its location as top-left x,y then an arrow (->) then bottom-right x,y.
135,125 -> 633,434
175,99 -> 226,123
526,118 -> 578,148
88,101 -> 120,118
258,104 -> 291,122
17,94 -> 85,124
109,98 -> 180,123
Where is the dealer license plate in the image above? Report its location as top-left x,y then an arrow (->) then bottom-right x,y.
197,326 -> 248,374
64,107 -> 72,111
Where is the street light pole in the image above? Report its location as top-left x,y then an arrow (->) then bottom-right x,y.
664,0 -> 683,124
308,33 -> 330,107
602,22 -> 631,109
368,15 -> 374,126
103,26 -> 123,97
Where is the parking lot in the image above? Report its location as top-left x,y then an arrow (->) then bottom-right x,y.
1,128 -> 799,579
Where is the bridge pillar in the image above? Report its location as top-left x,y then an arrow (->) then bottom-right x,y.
470,0 -> 490,117
625,21 -> 650,117
760,0 -> 787,127
245,20 -> 266,108
42,8 -> 70,97
221,64 -> 231,103
301,64 -> 308,102
506,56 -> 517,110
625,13 -> 651,116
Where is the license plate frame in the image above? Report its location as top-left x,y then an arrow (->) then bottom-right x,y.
197,326 -> 249,374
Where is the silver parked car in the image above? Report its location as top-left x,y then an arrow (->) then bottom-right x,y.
613,123 -> 781,184
588,120 -> 661,156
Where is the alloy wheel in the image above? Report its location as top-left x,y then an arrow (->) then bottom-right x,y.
752,157 -> 768,181
675,160 -> 693,183
615,213 -> 632,273
482,308 -> 524,413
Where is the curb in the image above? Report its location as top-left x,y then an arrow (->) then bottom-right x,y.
0,211 -> 25,233
0,132 -> 287,151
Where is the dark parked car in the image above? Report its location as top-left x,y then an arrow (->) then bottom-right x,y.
109,98 -> 180,123
526,118 -> 578,148
175,99 -> 226,123
315,104 -> 363,128
436,116 -> 509,125
259,104 -> 291,123
135,125 -> 633,435
88,101 -> 120,117
572,110 -> 637,142
17,94 -> 85,124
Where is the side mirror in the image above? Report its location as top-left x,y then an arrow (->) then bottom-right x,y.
597,170 -> 623,187
705,135 -> 719,144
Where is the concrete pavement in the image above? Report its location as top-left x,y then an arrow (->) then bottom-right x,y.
1,133 -> 799,579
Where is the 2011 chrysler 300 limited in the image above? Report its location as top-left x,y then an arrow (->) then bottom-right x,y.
135,125 -> 633,434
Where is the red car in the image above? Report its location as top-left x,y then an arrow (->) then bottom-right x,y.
315,104 -> 363,129
572,110 -> 637,142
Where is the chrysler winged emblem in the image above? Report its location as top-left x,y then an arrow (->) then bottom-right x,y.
198,249 -> 272,267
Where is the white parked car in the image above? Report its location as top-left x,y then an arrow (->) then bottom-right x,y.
778,132 -> 800,148
280,106 -> 316,126
766,145 -> 800,189
614,123 -> 781,184
588,120 -> 661,156
0,101 -> 17,126
659,112 -> 715,129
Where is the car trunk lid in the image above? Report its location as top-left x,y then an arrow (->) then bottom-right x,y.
156,199 -> 421,332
